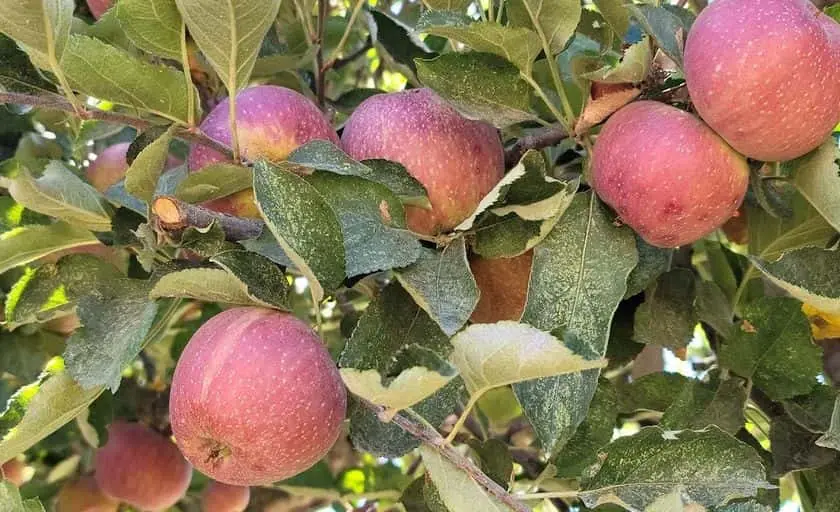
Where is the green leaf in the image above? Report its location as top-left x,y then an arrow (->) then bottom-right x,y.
770,413 -> 835,475
592,0 -> 630,38
627,5 -> 689,68
753,247 -> 840,315
8,162 -> 112,232
124,126 -> 175,203
718,297 -> 822,401
816,395 -> 840,451
472,213 -> 559,259
238,230 -> 293,268
696,280 -> 735,338
416,52 -> 537,128
514,191 -> 637,452
174,163 -> 253,204
211,250 -> 289,308
116,0 -> 183,61
0,331 -> 63,381
633,268 -> 698,349
0,34 -> 59,96
0,222 -> 97,275
150,266 -> 283,308
468,439 -> 514,489
0,0 -> 73,70
60,35 -> 197,123
416,11 -> 542,74
506,0 -> 581,54
253,160 -> 345,302
781,385 -> 837,434
617,372 -> 690,413
1,481 -> 46,512
580,426 -> 772,510
580,36 -> 652,83
553,378 -> 618,478
306,172 -> 421,277
660,375 -> 747,434
801,459 -> 840,512
624,235 -> 672,299
395,239 -> 478,336
791,139 -> 840,233
424,0 -> 472,11
369,10 -> 435,75
175,0 -> 281,92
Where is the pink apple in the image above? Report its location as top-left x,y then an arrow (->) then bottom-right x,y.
94,421 -> 192,510
55,476 -> 118,512
86,142 -> 181,193
340,88 -> 504,235
202,481 -> 250,512
86,0 -> 112,19
169,307 -> 346,486
470,251 -> 533,324
591,101 -> 749,248
684,0 -> 840,161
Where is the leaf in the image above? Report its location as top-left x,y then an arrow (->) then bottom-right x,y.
211,250 -> 289,308
395,239 -> 478,336
1,481 -> 46,512
419,445 -> 519,512
592,0 -> 630,38
471,213 -> 557,259
424,0 -> 472,11
306,172 -> 421,277
506,0 -> 581,54
468,439 -> 514,489
0,222 -> 97,275
627,5 -> 689,68
816,395 -> 840,451
581,37 -> 652,83
416,52 -> 537,128
801,459 -> 840,512
0,331 -> 63,381
770,413 -> 835,475
791,139 -> 840,233
175,0 -> 281,92
553,378 -> 618,478
150,267 -> 280,308
660,376 -> 747,434
60,35 -> 197,123
617,372 -> 691,413
580,426 -> 772,511
0,0 -> 73,70
514,191 -> 637,452
124,126 -> 175,203
8,162 -> 112,232
781,385 -> 837,433
369,10 -> 435,75
753,247 -> 840,314
0,34 -> 58,96
625,235 -> 672,299
116,0 -> 183,61
253,160 -> 345,302
696,280 -> 735,338
718,297 -> 822,401
416,11 -> 542,74
238,230 -> 294,268
174,163 -> 252,204
633,268 -> 698,349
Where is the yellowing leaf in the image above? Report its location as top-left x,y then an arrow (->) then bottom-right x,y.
803,303 -> 840,340
340,367 -> 455,412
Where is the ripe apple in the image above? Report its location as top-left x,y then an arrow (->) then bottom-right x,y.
169,307 -> 346,485
86,0 -> 112,19
202,481 -> 250,512
590,101 -> 749,248
188,85 -> 339,217
85,142 -> 181,193
55,476 -> 118,512
684,0 -> 840,162
1,459 -> 26,486
340,88 -> 505,235
94,421 -> 192,510
470,251 -> 533,324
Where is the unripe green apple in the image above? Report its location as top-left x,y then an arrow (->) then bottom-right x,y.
340,88 -> 505,235
85,142 -> 181,193
202,481 -> 250,512
591,101 -> 749,248
94,421 -> 192,511
470,251 -> 533,324
684,0 -> 840,161
86,0 -> 112,19
188,85 -> 339,217
55,476 -> 118,512
169,307 -> 346,485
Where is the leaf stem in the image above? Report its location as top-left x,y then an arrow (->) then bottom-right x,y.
496,0 -> 506,23
180,23 -> 196,127
516,490 -> 579,500
445,393 -> 482,444
520,72 -> 568,130
325,0 -> 367,68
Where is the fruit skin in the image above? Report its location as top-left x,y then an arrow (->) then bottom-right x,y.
202,481 -> 251,512
1,459 -> 26,486
591,101 -> 749,248
470,251 -> 533,324
684,0 -> 840,162
86,0 -> 112,19
169,307 -> 346,486
188,85 -> 339,217
85,142 -> 181,193
94,421 -> 192,511
341,88 -> 504,235
55,476 -> 118,512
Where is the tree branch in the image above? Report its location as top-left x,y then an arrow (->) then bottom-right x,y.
0,91 -> 234,159
152,196 -> 263,241
504,124 -> 569,168
361,400 -> 530,512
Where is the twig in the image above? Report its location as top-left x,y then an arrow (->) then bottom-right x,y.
315,0 -> 329,108
361,400 -> 530,512
152,196 -> 263,241
0,91 -> 234,159
505,124 -> 569,167
330,38 -> 373,71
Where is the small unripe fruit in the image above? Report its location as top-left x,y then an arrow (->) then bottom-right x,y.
86,0 -> 112,19
202,481 -> 250,512
341,88 -> 504,235
86,142 -> 181,193
684,0 -> 840,161
94,421 -> 192,511
591,101 -> 749,248
1,459 -> 26,487
470,251 -> 533,324
55,476 -> 118,512
188,85 -> 339,217
170,307 -> 346,485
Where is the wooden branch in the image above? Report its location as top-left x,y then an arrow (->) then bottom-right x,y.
0,91 -> 234,159
361,400 -> 530,512
152,195 -> 263,241
504,124 -> 569,168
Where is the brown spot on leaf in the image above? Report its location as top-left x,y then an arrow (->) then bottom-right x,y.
379,200 -> 392,225
740,320 -> 757,333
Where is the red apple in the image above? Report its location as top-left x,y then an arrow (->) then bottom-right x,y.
591,101 -> 749,248
55,476 -> 118,512
86,142 -> 181,193
169,307 -> 346,486
94,421 -> 192,511
1,459 -> 26,487
470,251 -> 533,324
684,0 -> 840,162
202,481 -> 250,512
188,85 -> 339,217
340,88 -> 505,235
86,0 -> 112,19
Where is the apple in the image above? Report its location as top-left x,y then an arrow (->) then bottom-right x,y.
340,88 -> 505,235
55,476 -> 118,512
1,459 -> 26,487
590,101 -> 749,248
202,481 -> 251,512
684,0 -> 840,162
94,421 -> 192,510
86,0 -> 112,19
86,142 -> 181,193
188,85 -> 339,217
470,251 -> 533,324
169,307 -> 346,485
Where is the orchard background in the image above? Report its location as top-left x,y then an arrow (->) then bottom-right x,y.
0,0 -> 839,510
